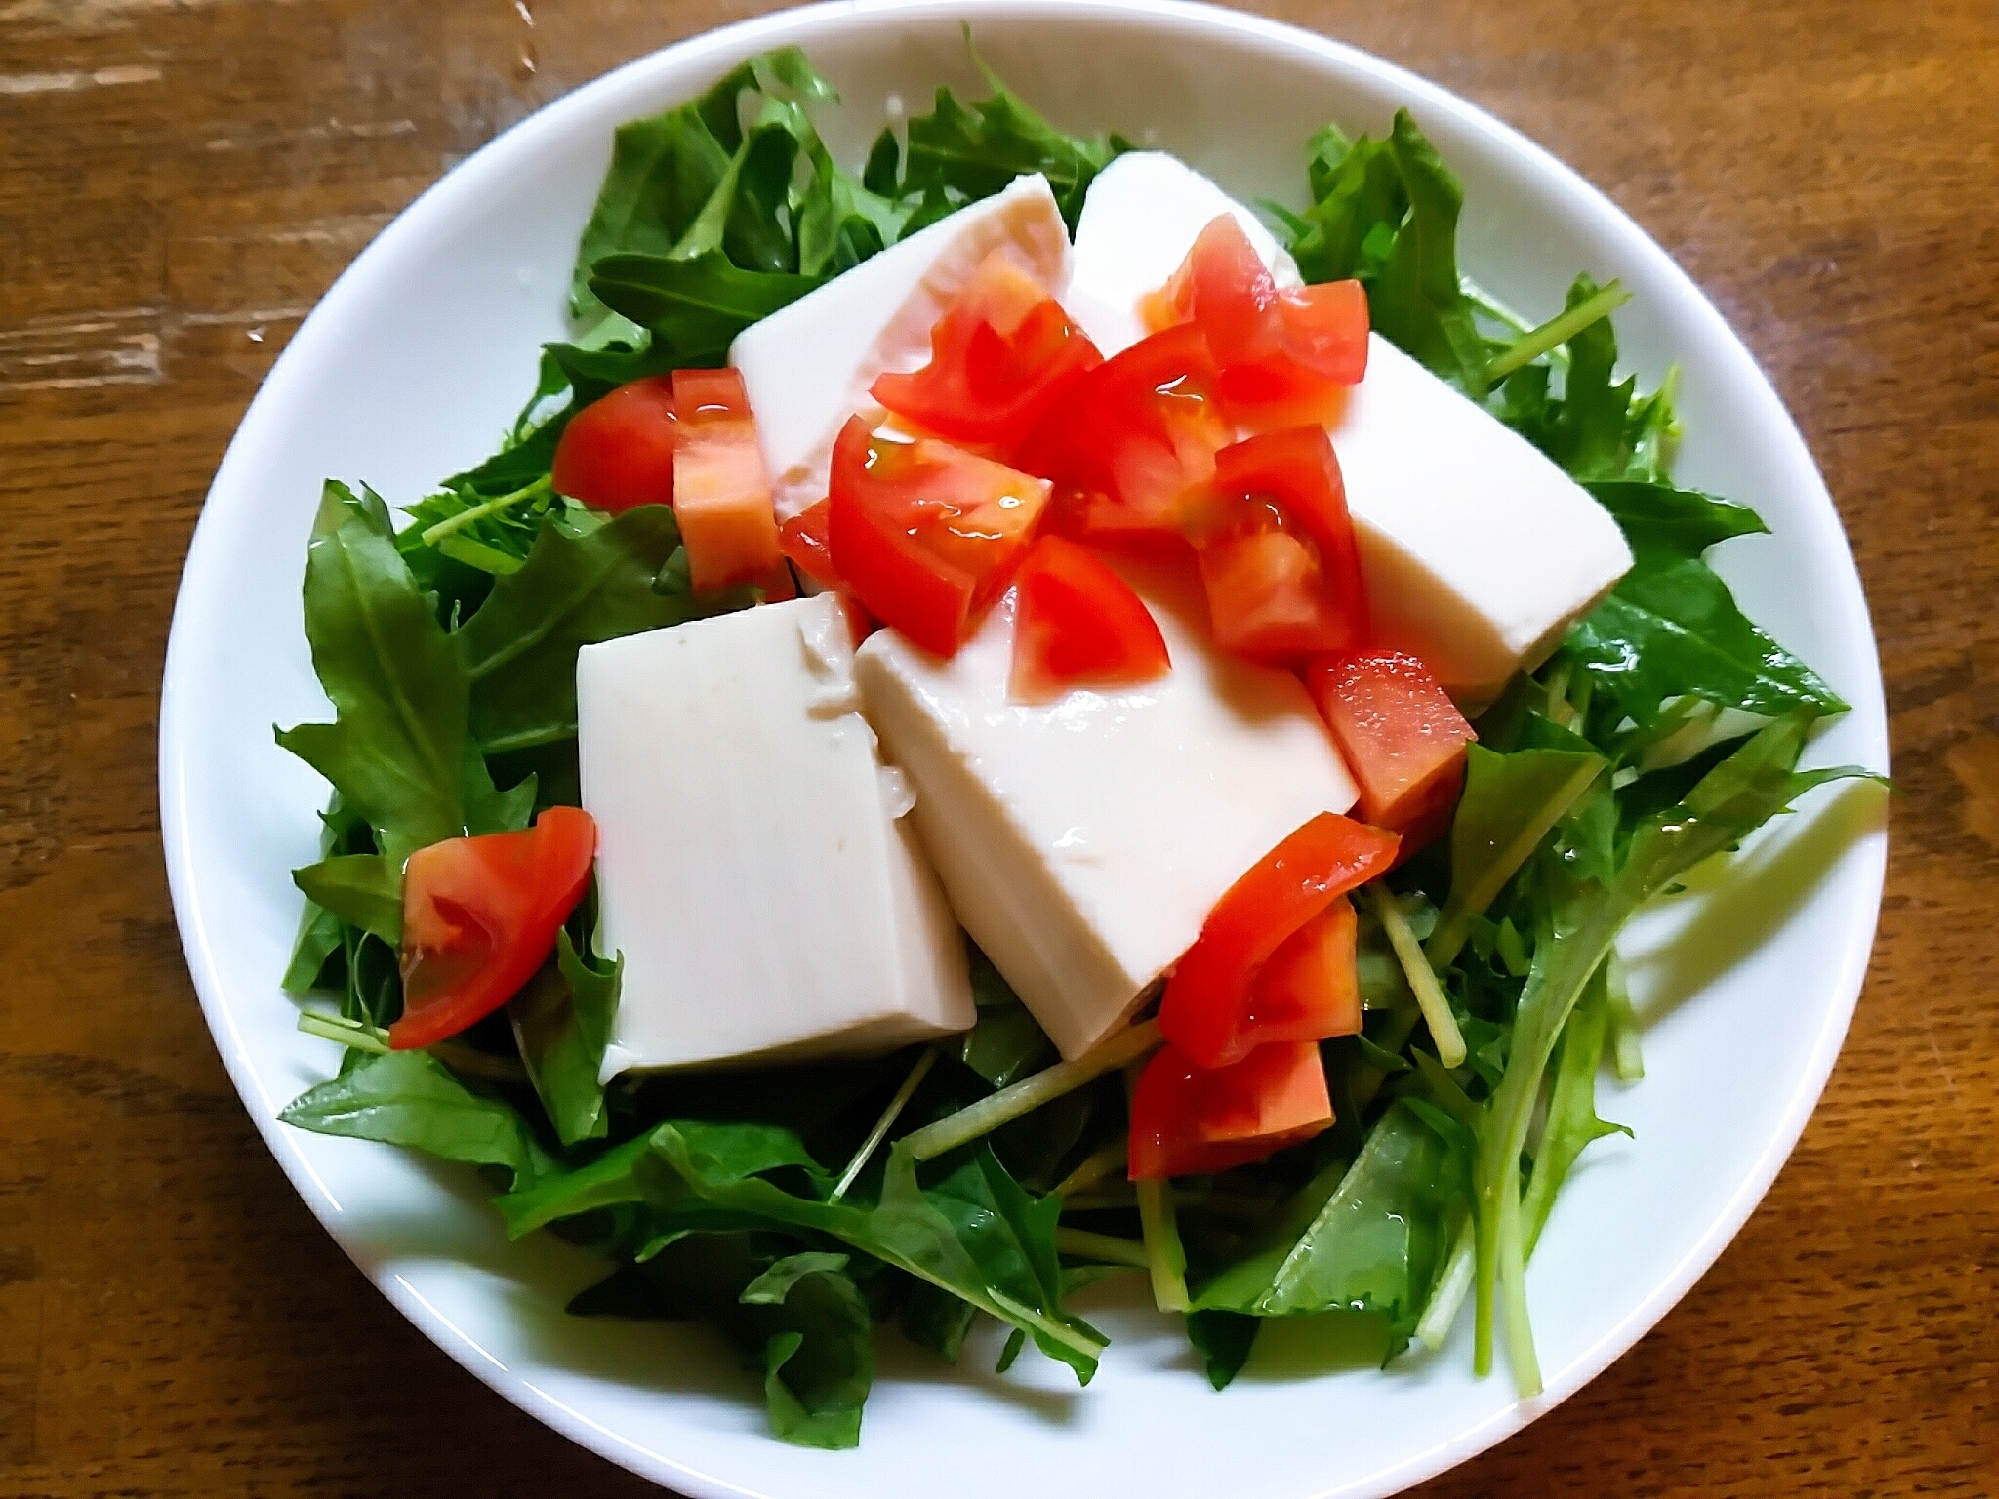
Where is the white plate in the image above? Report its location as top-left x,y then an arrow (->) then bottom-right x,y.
157,2 -> 1890,1495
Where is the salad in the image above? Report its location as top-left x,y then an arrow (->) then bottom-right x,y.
274,44 -> 1875,1450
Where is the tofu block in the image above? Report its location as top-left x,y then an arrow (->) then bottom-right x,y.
1065,154 -> 1634,707
579,595 -> 974,1076
1065,150 -> 1302,356
729,173 -> 1072,520
854,565 -> 1359,1061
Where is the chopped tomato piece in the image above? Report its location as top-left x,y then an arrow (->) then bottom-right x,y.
669,368 -> 781,593
1144,215 -> 1370,426
550,375 -> 677,514
1128,1041 -> 1334,1180
1243,895 -> 1362,1047
390,806 -> 598,1051
872,253 -> 1103,460
827,419 -> 1050,658
778,498 -> 841,589
1007,536 -> 1170,703
755,560 -> 797,603
1194,426 -> 1368,663
1020,323 -> 1231,539
1307,650 -> 1476,852
1159,811 -> 1399,1068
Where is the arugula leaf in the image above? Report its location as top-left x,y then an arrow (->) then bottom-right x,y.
1186,1310 -> 1260,1391
1472,714 -> 1882,1395
1585,480 -> 1767,563
743,1252 -> 874,1449
1519,969 -> 1630,1253
292,853 -> 402,946
279,1050 -> 548,1189
276,482 -> 475,864
1286,122 -> 1408,284
457,505 -> 738,754
958,947 -> 1056,1088
890,48 -> 1124,228
282,902 -> 347,995
509,929 -> 622,1147
590,250 -> 821,365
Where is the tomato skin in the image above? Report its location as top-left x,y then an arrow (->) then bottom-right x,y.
669,368 -> 781,593
390,806 -> 598,1051
550,375 -> 678,514
1159,811 -> 1399,1069
1306,650 -> 1476,853
1127,1041 -> 1333,1180
872,253 -> 1103,459
778,499 -> 841,589
1196,426 -> 1369,664
1007,536 -> 1171,703
1243,895 -> 1362,1047
827,419 -> 1050,658
1020,323 -> 1230,539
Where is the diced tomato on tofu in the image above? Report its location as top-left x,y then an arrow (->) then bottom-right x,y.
827,418 -> 1050,659
1128,1040 -> 1334,1180
871,251 -> 1103,462
390,807 -> 598,1051
778,498 -> 840,589
1160,811 -> 1398,1069
1242,894 -> 1362,1048
670,368 -> 783,594
550,374 -> 678,514
1007,536 -> 1170,703
1307,649 -> 1477,853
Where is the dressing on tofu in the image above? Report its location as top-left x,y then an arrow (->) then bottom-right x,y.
585,151 -> 1634,1079
579,594 -> 973,1075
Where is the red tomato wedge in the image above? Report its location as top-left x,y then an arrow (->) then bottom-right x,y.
827,419 -> 1051,658
1159,811 -> 1399,1069
1195,426 -> 1369,663
669,368 -> 781,593
1307,650 -> 1477,853
872,253 -> 1103,460
1242,894 -> 1362,1048
778,498 -> 841,589
390,807 -> 598,1051
1007,536 -> 1170,703
1144,215 -> 1369,426
550,374 -> 677,514
1128,1041 -> 1334,1180
1020,323 -> 1231,540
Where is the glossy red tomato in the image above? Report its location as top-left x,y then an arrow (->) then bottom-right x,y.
778,498 -> 840,589
1307,650 -> 1476,854
1194,426 -> 1369,663
1007,536 -> 1171,703
1127,1040 -> 1334,1180
669,368 -> 781,593
1159,811 -> 1399,1069
872,253 -> 1103,460
1144,215 -> 1369,425
1020,323 -> 1231,540
550,375 -> 678,514
1242,894 -> 1362,1048
827,419 -> 1050,658
390,806 -> 597,1051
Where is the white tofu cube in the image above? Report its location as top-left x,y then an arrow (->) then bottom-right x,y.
1065,155 -> 1634,707
579,595 -> 975,1076
729,173 -> 1072,521
854,564 -> 1359,1061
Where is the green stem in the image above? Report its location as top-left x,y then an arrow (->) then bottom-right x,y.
421,474 -> 552,547
905,1021 -> 1160,1162
1051,1140 -> 1128,1198
1604,950 -> 1645,1082
1414,1212 -> 1475,1353
1485,279 -> 1631,383
297,1010 -> 390,1053
1054,1227 -> 1151,1269
1368,885 -> 1466,1068
832,1049 -> 936,1201
1126,1062 -> 1190,1313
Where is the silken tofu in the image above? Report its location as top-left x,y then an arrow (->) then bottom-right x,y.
854,564 -> 1360,1062
578,595 -> 975,1076
1064,154 -> 1633,708
729,173 -> 1072,521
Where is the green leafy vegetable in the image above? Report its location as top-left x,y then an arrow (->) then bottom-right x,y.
292,852 -> 403,946
279,1049 -> 547,1189
509,929 -> 622,1147
743,1252 -> 875,1449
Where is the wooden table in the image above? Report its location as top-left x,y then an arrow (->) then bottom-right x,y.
2,0 -> 1992,1493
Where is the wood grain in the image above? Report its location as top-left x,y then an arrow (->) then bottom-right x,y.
1,0 -> 1992,1494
